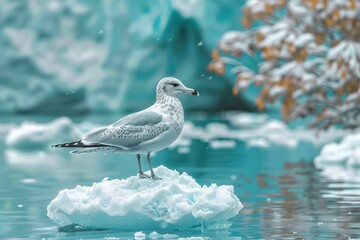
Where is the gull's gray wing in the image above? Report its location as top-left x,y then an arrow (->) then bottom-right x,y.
82,110 -> 167,149
111,110 -> 162,127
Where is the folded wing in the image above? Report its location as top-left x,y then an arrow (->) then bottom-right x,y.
82,110 -> 168,149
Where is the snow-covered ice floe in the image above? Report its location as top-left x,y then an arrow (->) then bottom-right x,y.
171,113 -> 347,149
5,117 -> 81,150
314,132 -> 360,184
4,113 -> 346,153
315,132 -> 360,167
47,166 -> 242,230
4,117 -> 99,150
315,132 -> 360,183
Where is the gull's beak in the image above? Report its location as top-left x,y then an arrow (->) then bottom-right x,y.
186,88 -> 200,96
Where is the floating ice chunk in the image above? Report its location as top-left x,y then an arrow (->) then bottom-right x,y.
22,178 -> 36,184
177,146 -> 191,154
47,166 -> 242,230
315,132 -> 360,183
225,112 -> 268,127
315,133 -> 360,166
209,140 -> 236,149
5,117 -> 82,150
134,231 -> 146,240
247,138 -> 270,148
176,115 -> 346,150
149,231 -> 178,239
4,117 -> 101,151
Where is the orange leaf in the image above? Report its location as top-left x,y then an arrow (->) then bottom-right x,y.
256,32 -> 264,43
242,15 -> 251,28
256,97 -> 266,111
211,49 -> 220,60
232,86 -> 239,95
336,87 -> 343,96
325,17 -> 335,26
337,58 -> 344,69
277,0 -> 287,8
323,0 -> 328,8
265,2 -> 273,14
310,0 -> 318,9
341,69 -> 348,78
350,0 -> 357,9
281,96 -> 295,121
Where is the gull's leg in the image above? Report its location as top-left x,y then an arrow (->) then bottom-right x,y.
137,154 -> 150,179
147,153 -> 162,180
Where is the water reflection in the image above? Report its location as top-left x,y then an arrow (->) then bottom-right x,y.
1,119 -> 360,239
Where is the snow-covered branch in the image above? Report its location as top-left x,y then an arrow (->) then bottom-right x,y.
210,0 -> 360,130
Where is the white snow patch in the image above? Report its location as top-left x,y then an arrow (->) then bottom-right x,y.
209,140 -> 236,149
174,114 -> 347,150
149,231 -> 179,239
315,132 -> 360,166
47,166 -> 242,230
4,117 -> 101,151
247,138 -> 270,148
177,146 -> 190,154
315,132 -> 360,184
5,117 -> 82,150
225,112 -> 268,127
134,231 -> 146,240
22,178 -> 36,184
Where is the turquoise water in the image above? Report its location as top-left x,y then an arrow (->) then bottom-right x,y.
1,115 -> 360,239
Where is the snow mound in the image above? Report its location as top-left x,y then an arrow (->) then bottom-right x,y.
47,166 -> 242,230
172,116 -> 346,150
4,117 -> 101,151
315,133 -> 360,166
5,117 -> 82,150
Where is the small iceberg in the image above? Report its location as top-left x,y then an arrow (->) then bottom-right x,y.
47,166 -> 242,230
5,117 -> 81,150
5,117 -> 100,150
315,132 -> 360,166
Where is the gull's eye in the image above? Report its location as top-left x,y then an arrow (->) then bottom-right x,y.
171,83 -> 179,87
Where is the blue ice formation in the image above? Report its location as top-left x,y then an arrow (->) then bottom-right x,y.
0,0 -> 253,114
47,165 -> 242,230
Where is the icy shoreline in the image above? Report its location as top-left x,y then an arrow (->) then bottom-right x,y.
47,166 -> 242,230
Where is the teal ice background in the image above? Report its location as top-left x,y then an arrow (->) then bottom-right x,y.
0,0 -> 255,114
1,0 -> 360,239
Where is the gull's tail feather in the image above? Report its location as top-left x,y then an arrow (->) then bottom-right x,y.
51,140 -> 105,148
70,147 -> 106,155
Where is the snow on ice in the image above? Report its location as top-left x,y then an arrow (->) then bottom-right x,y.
47,166 -> 242,230
315,132 -> 360,166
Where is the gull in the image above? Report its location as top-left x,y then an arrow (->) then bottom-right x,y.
52,77 -> 199,180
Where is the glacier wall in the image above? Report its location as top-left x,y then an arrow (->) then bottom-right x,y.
0,0 -> 253,114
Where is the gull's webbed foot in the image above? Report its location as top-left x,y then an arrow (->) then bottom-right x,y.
151,175 -> 162,180
138,172 -> 151,179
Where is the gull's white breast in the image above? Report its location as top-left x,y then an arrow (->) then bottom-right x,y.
138,97 -> 184,153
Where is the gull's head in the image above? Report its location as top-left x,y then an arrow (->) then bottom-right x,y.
157,77 -> 199,98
